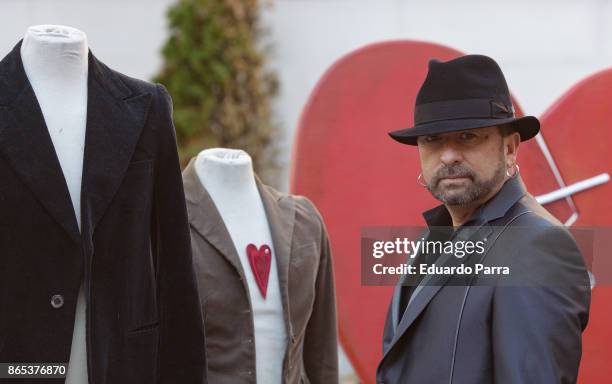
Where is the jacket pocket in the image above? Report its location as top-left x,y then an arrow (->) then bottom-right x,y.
126,321 -> 159,337
123,321 -> 159,383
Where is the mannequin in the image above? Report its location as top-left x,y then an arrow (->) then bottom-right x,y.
2,26 -> 207,383
185,147 -> 338,382
21,25 -> 88,384
194,148 -> 287,383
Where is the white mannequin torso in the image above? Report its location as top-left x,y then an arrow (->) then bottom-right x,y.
21,25 -> 88,229
21,25 -> 88,384
194,148 -> 287,384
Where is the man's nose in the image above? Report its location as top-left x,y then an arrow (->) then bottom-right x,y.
439,144 -> 463,165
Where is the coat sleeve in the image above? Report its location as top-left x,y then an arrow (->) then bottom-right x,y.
492,225 -> 591,384
302,199 -> 339,384
152,83 -> 207,384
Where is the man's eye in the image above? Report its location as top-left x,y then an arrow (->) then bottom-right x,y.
460,132 -> 477,140
424,135 -> 439,142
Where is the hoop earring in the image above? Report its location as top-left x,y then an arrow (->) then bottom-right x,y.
417,173 -> 428,187
506,163 -> 520,178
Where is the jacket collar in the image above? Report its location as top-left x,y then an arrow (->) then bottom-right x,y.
182,157 -> 295,315
182,157 -> 245,281
0,39 -> 152,243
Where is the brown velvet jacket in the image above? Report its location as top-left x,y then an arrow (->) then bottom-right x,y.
182,158 -> 339,384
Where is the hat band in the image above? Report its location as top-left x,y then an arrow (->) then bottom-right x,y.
414,98 -> 515,125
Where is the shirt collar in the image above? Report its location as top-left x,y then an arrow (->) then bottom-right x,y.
422,174 -> 528,228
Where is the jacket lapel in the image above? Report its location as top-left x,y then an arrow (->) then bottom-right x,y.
384,223 -> 493,359
80,50 -> 152,237
183,158 -> 248,282
0,41 -> 80,241
0,73 -> 81,243
390,229 -> 430,334
0,40 -> 152,244
256,175 -> 295,338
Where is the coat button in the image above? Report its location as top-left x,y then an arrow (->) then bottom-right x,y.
50,294 -> 64,309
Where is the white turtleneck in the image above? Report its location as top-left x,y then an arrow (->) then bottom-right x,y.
21,25 -> 88,384
194,148 -> 287,384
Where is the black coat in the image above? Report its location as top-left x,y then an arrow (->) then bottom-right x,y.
377,175 -> 591,383
0,41 -> 206,383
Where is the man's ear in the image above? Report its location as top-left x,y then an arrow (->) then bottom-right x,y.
505,131 -> 520,161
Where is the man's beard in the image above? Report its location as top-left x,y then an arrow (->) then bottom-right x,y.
426,156 -> 506,206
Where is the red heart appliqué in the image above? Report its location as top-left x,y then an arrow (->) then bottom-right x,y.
246,243 -> 272,298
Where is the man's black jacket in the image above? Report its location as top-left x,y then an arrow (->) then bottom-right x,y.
377,175 -> 591,383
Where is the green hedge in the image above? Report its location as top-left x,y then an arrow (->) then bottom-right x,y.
155,0 -> 280,185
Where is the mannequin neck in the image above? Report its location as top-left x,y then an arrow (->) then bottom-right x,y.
194,148 -> 258,198
20,25 -> 88,87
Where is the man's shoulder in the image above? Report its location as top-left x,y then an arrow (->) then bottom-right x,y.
490,193 -> 585,268
486,193 -> 590,295
499,193 -> 565,232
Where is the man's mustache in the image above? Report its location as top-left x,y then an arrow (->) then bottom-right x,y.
430,165 -> 475,186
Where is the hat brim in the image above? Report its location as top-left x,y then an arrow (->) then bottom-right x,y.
388,116 -> 540,146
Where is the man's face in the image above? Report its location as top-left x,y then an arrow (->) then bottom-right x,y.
417,126 -> 516,206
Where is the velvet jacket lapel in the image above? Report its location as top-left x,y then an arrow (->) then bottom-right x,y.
183,158 -> 248,283
0,40 -> 152,244
255,172 -> 295,337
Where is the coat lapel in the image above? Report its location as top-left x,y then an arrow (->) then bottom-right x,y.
0,73 -> 81,243
384,223 -> 493,359
390,229 -> 430,334
0,40 -> 152,244
80,52 -> 152,236
182,158 -> 248,282
256,175 -> 295,337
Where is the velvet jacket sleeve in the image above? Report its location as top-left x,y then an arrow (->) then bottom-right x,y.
152,83 -> 208,384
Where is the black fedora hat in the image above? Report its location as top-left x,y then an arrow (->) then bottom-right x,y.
388,54 -> 540,145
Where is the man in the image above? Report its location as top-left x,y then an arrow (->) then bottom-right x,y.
376,55 -> 590,383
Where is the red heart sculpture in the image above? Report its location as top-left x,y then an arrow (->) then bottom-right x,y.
246,243 -> 272,298
291,40 -> 612,382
